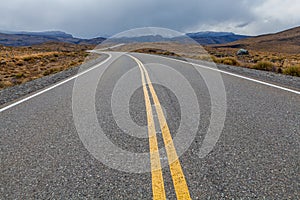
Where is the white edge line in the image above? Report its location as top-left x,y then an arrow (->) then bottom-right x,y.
131,52 -> 300,95
0,54 -> 112,113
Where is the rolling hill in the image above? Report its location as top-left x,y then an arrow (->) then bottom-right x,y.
0,31 -> 105,46
186,31 -> 250,45
215,26 -> 300,54
107,32 -> 250,45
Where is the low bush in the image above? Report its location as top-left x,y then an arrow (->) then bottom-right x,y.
283,65 -> 300,77
210,56 -> 218,63
221,57 -> 239,66
43,67 -> 60,76
211,56 -> 240,66
0,80 -> 13,88
253,61 -> 274,71
14,73 -> 24,79
49,57 -> 57,62
197,55 -> 212,61
22,56 -> 35,62
16,61 -> 24,66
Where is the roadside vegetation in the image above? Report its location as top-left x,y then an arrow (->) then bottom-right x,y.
0,42 -> 95,89
211,56 -> 240,66
110,42 -> 300,77
283,65 -> 300,76
203,47 -> 300,77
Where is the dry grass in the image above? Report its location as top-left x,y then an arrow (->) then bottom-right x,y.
211,56 -> 240,66
205,46 -> 300,76
252,61 -> 275,71
0,42 -> 95,89
203,26 -> 300,76
283,65 -> 300,76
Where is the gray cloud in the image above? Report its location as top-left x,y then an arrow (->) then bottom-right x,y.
235,22 -> 251,28
0,0 -> 299,38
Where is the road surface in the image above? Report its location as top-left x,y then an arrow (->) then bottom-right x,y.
1,52 -> 299,199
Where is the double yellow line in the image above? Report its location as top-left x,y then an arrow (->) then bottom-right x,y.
129,55 -> 191,200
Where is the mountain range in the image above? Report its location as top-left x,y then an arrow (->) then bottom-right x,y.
0,30 -> 249,46
186,31 -> 249,44
0,31 -> 106,46
0,27 -> 299,52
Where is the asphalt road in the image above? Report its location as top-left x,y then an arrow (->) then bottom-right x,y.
1,52 -> 299,199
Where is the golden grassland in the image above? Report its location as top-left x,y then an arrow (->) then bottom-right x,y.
0,42 -> 96,89
205,27 -> 300,75
205,47 -> 300,76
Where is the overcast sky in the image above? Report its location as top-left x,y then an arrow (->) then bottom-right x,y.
0,0 -> 299,38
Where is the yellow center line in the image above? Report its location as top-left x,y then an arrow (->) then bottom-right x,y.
128,55 -> 166,200
129,55 -> 191,200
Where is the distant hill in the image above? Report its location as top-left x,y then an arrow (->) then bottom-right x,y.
98,32 -> 250,45
0,31 -> 105,46
107,35 -> 169,43
0,30 -> 73,38
0,30 -> 249,46
22,31 -> 72,38
187,31 -> 235,37
186,31 -> 250,45
215,26 -> 300,54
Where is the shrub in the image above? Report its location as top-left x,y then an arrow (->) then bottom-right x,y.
210,56 -> 219,63
198,55 -> 212,61
49,57 -> 57,62
283,65 -> 300,77
70,61 -> 79,66
253,61 -> 274,71
43,68 -> 60,76
15,73 -> 24,78
211,56 -> 240,66
0,80 -> 13,88
7,62 -> 15,68
23,56 -> 34,62
221,57 -> 240,66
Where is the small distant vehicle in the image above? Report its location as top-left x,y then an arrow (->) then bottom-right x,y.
237,49 -> 249,55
